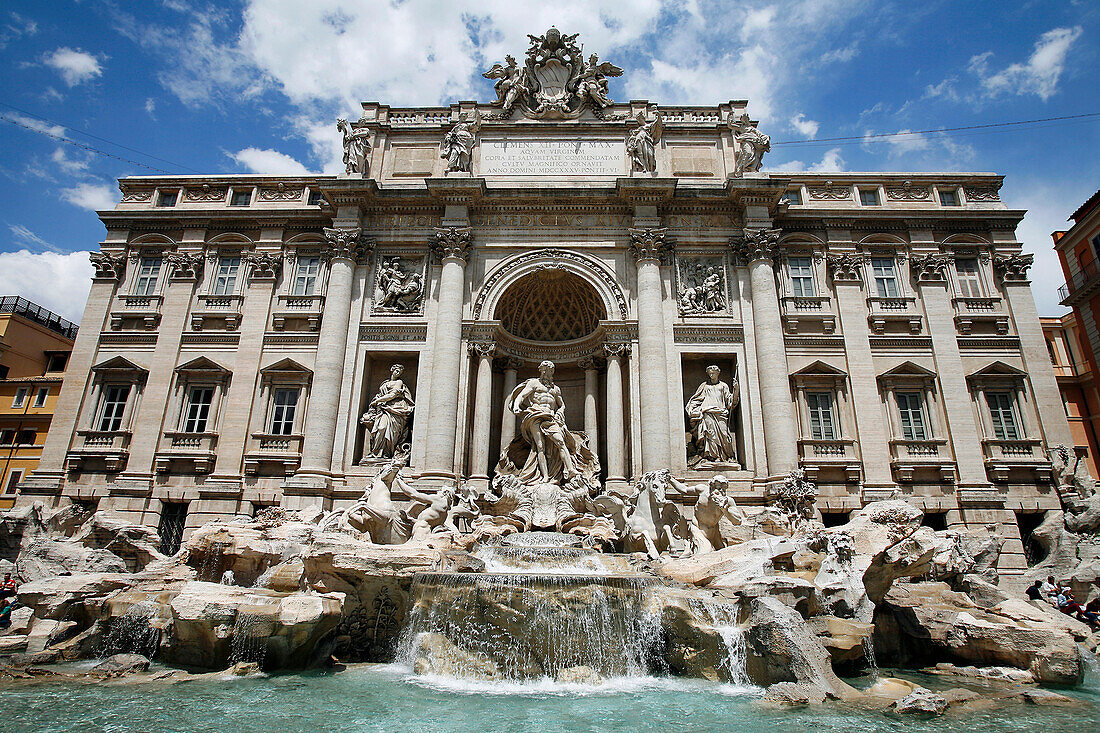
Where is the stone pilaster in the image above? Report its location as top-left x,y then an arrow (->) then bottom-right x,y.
467,340 -> 495,481
603,342 -> 629,487
629,227 -> 673,472
733,227 -> 798,475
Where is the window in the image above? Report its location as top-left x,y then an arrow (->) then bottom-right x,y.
0,430 -> 13,445
939,189 -> 959,206
896,392 -> 928,441
5,470 -> 23,495
11,387 -> 28,408
134,257 -> 162,295
182,386 -> 214,433
157,502 -> 188,555
270,388 -> 299,435
787,257 -> 815,297
230,189 -> 252,207
46,353 -> 68,372
32,387 -> 48,408
213,256 -> 241,295
781,189 -> 802,205
292,256 -> 320,296
859,188 -> 880,206
308,191 -> 324,206
985,391 -> 1021,440
97,384 -> 131,432
806,392 -> 837,440
0,365 -> 8,379
157,191 -> 177,207
15,429 -> 36,445
871,257 -> 900,297
955,258 -> 983,297
1047,338 -> 1059,365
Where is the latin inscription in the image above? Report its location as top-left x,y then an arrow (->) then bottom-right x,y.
480,139 -> 625,176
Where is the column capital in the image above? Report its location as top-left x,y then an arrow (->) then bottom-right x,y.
468,341 -> 496,359
166,251 -> 204,281
628,227 -> 672,264
579,357 -> 603,371
499,356 -> 524,371
322,226 -> 373,263
243,251 -> 282,282
993,253 -> 1033,283
825,253 -> 864,284
432,226 -> 472,263
89,251 -> 126,281
603,341 -> 631,358
910,253 -> 951,284
731,227 -> 781,265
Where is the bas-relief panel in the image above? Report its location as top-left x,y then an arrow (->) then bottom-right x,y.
674,254 -> 731,316
370,252 -> 427,316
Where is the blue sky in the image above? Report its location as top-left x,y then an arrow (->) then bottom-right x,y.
0,0 -> 1097,321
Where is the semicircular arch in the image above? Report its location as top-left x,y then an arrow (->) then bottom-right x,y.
474,249 -> 628,321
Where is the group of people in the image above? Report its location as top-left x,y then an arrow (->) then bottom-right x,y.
0,573 -> 18,628
1026,575 -> 1100,629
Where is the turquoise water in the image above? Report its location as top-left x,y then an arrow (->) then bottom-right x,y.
0,664 -> 1098,733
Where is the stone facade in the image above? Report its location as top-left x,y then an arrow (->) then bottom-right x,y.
18,32 -> 1077,581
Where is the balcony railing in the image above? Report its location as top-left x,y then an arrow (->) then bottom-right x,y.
1059,258 -> 1100,303
0,296 -> 78,339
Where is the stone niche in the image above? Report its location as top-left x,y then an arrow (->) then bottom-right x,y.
356,353 -> 420,466
680,356 -> 744,472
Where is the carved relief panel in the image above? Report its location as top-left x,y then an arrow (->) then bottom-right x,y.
370,251 -> 427,315
674,254 -> 730,316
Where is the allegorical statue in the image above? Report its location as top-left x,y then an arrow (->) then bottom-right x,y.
729,112 -> 770,176
336,454 -> 412,544
686,365 -> 739,466
337,118 -> 371,176
441,111 -> 480,173
360,364 -> 414,460
683,474 -> 743,554
626,110 -> 662,173
483,54 -> 526,116
375,257 -> 423,313
575,53 -> 622,109
678,263 -> 727,314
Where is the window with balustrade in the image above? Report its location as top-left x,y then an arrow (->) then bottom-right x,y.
292,256 -> 321,296
786,256 -> 816,297
169,357 -> 231,435
877,362 -> 946,454
96,384 -> 131,432
133,256 -> 163,295
953,257 -> 984,298
212,256 -> 241,295
966,362 -> 1038,462
83,357 -> 148,438
870,257 -> 900,298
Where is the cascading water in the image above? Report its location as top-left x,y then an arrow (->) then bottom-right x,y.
686,598 -> 750,685
197,541 -> 230,582
98,600 -> 162,658
228,608 -> 273,667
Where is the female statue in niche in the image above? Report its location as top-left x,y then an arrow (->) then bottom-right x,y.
686,365 -> 739,466
360,364 -> 415,460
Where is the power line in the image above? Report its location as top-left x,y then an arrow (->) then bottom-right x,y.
773,111 -> 1100,147
0,102 -> 201,173
0,114 -> 170,174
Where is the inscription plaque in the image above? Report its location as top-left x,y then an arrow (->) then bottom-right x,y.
480,139 -> 625,176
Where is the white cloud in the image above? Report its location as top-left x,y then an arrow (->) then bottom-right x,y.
771,147 -> 845,173
5,112 -> 65,139
790,113 -> 819,139
145,98 -> 156,116
59,182 -> 120,212
970,26 -> 1082,101
43,47 -> 103,87
7,224 -> 60,253
0,250 -> 94,322
229,147 -> 313,175
51,147 -> 90,176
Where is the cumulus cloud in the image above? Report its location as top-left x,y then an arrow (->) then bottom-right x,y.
770,147 -> 845,173
229,147 -> 313,175
0,250 -> 94,322
969,26 -> 1082,101
51,147 -> 91,176
59,182 -> 120,212
790,113 -> 819,139
43,47 -> 104,87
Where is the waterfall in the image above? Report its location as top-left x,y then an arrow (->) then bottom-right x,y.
198,541 -> 230,582
229,611 -> 270,667
686,598 -> 750,685
863,636 -> 879,678
98,600 -> 162,658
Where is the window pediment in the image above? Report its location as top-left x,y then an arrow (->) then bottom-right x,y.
175,356 -> 231,384
966,361 -> 1027,387
878,361 -> 937,388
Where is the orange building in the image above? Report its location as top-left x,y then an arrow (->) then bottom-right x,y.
0,297 -> 77,508
1041,312 -> 1100,477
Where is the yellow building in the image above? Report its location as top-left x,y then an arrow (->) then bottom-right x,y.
0,297 -> 76,508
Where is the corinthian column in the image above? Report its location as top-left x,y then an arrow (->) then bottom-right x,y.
294,227 -> 370,483
580,357 -> 600,453
630,228 -> 673,472
498,358 -> 521,455
603,342 -> 629,486
422,227 -> 471,478
734,227 -> 798,475
467,341 -> 495,481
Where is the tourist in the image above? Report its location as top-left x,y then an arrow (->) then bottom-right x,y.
0,573 -> 16,601
1025,580 -> 1044,601
1039,575 -> 1059,603
0,597 -> 14,628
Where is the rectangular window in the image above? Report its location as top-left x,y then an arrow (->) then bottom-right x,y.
15,429 -> 36,445
0,430 -> 14,445
12,387 -> 28,409
782,189 -> 802,205
307,191 -> 323,206
230,189 -> 252,207
134,257 -> 162,295
182,386 -> 214,433
955,258 -> 983,297
46,353 -> 68,372
986,391 -> 1021,440
787,257 -> 815,297
270,388 -> 299,436
896,392 -> 928,441
939,189 -> 960,206
871,257 -> 900,297
859,188 -> 880,206
32,387 -> 48,408
156,191 -> 177,207
292,256 -> 320,296
5,469 -> 23,495
157,502 -> 188,555
98,384 -> 131,432
213,256 -> 241,295
807,392 -> 837,440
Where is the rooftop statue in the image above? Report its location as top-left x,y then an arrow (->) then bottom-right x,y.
441,111 -> 480,173
626,110 -> 663,173
729,111 -> 770,176
337,118 -> 371,176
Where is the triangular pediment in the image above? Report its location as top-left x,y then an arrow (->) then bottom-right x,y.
967,361 -> 1028,385
91,356 -> 148,374
259,358 -> 311,375
174,356 -> 230,375
791,360 -> 847,377
879,361 -> 937,379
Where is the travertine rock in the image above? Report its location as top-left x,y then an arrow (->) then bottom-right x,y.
92,653 -> 151,676
891,688 -> 948,716
17,573 -> 132,621
658,537 -> 797,586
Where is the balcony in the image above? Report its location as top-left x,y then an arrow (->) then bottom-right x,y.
155,432 -> 218,473
110,294 -> 163,330
191,294 -> 243,331
781,295 -> 836,334
272,294 -> 325,331
866,296 -> 922,334
889,438 -> 955,482
797,438 -> 860,482
1058,258 -> 1100,305
66,429 -> 132,472
243,433 -> 303,475
952,296 -> 1009,335
981,437 -> 1052,482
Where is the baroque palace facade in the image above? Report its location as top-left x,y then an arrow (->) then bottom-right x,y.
20,30 -> 1074,576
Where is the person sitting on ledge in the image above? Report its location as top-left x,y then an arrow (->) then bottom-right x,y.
1039,575 -> 1059,604
1025,579 -> 1044,601
0,573 -> 16,601
1055,589 -> 1099,628
0,596 -> 16,628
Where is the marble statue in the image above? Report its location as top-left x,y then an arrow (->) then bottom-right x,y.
627,111 -> 663,173
575,54 -> 620,109
622,469 -> 690,559
677,261 -> 726,314
483,54 -> 526,116
375,257 -> 423,313
682,475 -> 743,554
441,112 -> 480,173
339,454 -> 412,544
404,483 -> 458,542
360,364 -> 415,460
337,118 -> 371,176
729,112 -> 770,176
686,366 -> 739,466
